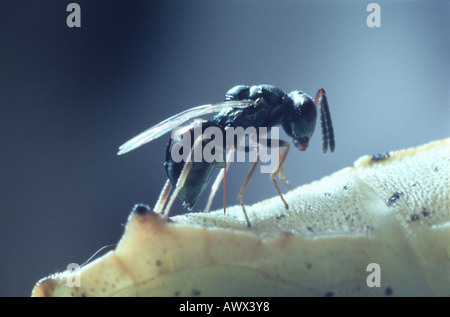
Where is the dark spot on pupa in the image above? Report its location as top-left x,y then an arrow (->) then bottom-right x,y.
307,226 -> 314,232
411,214 -> 420,222
422,208 -> 429,217
156,260 -> 162,266
371,152 -> 390,162
81,293 -> 87,297
174,291 -> 180,296
192,289 -> 201,296
434,167 -> 439,172
306,263 -> 312,269
343,186 -> 348,190
276,214 -> 285,220
366,225 -> 375,231
385,287 -> 393,296
388,192 -> 403,205
324,291 -> 334,297
133,203 -> 151,215
324,192 -> 331,197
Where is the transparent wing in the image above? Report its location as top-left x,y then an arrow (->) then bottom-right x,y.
117,100 -> 253,155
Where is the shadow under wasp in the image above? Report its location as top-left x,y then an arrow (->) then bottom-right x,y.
118,84 -> 335,227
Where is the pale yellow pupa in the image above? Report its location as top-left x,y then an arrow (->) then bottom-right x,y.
32,138 -> 450,297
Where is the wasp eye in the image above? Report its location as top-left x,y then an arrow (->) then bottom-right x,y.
300,98 -> 317,125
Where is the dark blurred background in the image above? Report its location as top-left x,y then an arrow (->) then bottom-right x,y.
0,0 -> 448,296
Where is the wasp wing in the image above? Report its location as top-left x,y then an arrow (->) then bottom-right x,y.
117,100 -> 253,155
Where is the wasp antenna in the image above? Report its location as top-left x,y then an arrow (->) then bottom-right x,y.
322,92 -> 335,153
315,88 -> 329,153
321,105 -> 329,154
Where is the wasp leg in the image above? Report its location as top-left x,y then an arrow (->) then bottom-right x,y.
162,134 -> 204,222
259,138 -> 290,210
154,179 -> 172,214
204,168 -> 225,213
204,147 -> 235,213
278,146 -> 293,190
237,147 -> 260,228
272,140 -> 290,209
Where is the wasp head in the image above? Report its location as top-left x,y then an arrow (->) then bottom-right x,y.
282,91 -> 317,151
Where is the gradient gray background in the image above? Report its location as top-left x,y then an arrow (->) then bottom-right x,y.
0,0 -> 449,296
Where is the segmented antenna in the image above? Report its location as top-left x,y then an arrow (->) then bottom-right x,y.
319,94 -> 329,153
315,88 -> 335,154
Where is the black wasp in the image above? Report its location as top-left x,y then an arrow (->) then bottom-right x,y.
118,85 -> 335,227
